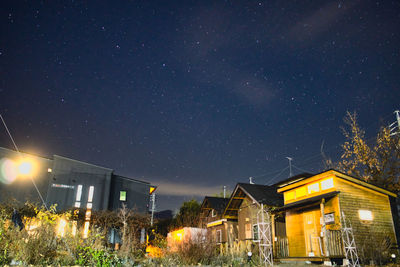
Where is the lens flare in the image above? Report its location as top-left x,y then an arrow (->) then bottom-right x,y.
0,158 -> 18,184
18,161 -> 33,175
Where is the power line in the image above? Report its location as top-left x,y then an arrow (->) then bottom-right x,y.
0,114 -> 48,210
265,166 -> 289,185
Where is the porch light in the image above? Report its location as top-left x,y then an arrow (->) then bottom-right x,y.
358,210 -> 373,221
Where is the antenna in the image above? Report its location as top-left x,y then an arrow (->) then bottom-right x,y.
286,157 -> 293,177
249,177 -> 254,184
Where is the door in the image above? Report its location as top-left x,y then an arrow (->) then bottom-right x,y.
303,210 -> 322,257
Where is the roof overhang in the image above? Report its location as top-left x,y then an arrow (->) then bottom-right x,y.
276,191 -> 339,212
207,219 -> 227,227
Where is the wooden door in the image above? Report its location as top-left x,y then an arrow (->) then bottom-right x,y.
303,210 -> 321,257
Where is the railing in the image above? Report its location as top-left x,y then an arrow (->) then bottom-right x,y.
326,229 -> 344,257
274,236 -> 289,258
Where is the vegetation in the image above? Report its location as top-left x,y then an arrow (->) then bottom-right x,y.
170,199 -> 201,229
328,111 -> 400,193
0,202 -> 148,266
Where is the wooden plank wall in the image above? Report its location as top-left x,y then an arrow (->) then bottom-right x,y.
336,178 -> 397,255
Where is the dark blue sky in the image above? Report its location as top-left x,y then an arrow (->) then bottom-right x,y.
1,1 -> 399,211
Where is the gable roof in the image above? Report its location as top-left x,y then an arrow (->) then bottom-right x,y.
238,183 -> 283,207
276,169 -> 397,197
200,196 -> 229,213
273,172 -> 314,188
223,183 -> 283,218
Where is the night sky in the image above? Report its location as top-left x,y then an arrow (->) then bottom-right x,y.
1,1 -> 399,211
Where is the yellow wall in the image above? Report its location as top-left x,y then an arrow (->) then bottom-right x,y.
283,174 -> 336,204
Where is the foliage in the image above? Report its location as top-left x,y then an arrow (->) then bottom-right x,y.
75,245 -> 122,266
334,111 -> 400,193
0,202 -> 150,265
171,199 -> 201,229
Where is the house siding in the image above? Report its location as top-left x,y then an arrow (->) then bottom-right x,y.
336,177 -> 397,251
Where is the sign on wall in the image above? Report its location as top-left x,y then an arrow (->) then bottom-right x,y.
324,212 -> 335,224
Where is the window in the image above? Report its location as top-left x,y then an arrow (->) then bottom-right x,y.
88,186 -> 94,202
321,178 -> 334,190
76,185 -> 83,201
245,223 -> 252,239
253,224 -> 259,240
216,229 -> 222,243
211,209 -> 216,217
120,191 -> 127,201
308,182 -> 320,194
358,210 -> 373,221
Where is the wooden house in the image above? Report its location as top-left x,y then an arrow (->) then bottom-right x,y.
199,196 -> 236,248
275,169 -> 398,262
223,183 -> 284,255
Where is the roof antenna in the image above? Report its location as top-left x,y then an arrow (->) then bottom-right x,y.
286,157 -> 293,177
249,177 -> 254,184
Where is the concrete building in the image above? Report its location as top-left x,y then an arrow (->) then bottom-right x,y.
0,146 -> 156,214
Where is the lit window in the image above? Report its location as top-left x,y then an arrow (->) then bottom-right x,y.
87,203 -> 92,209
321,178 -> 334,190
83,221 -> 90,238
76,185 -> 83,201
253,224 -> 259,240
74,202 -> 81,208
286,191 -> 295,201
308,183 -> 320,194
88,186 -> 94,202
216,229 -> 222,243
358,210 -> 373,221
120,191 -> 127,201
295,187 -> 307,198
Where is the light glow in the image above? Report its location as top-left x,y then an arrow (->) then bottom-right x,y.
83,221 -> 90,238
0,158 -> 18,184
57,218 -> 67,237
295,186 -> 307,198
17,158 -> 36,177
285,190 -> 295,201
358,210 -> 373,221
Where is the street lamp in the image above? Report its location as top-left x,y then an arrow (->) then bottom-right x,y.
16,158 -> 48,210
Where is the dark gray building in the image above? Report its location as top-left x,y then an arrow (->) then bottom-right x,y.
0,147 -> 156,214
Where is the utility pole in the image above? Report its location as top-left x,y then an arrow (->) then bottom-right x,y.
286,157 -> 293,177
389,110 -> 400,136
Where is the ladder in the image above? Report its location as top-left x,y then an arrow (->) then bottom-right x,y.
257,204 -> 273,266
341,212 -> 360,267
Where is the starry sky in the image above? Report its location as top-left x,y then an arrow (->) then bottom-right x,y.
1,1 -> 399,211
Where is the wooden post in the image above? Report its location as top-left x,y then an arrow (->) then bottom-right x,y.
320,198 -> 329,257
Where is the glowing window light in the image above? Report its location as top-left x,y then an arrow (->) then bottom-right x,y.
88,186 -> 94,202
308,183 -> 320,194
83,221 -> 90,238
85,210 -> 91,220
321,178 -> 334,190
74,202 -> 81,208
358,210 -> 373,221
120,191 -> 126,201
87,203 -> 92,209
295,186 -> 307,198
0,158 -> 18,184
76,185 -> 83,201
57,218 -> 67,237
71,221 -> 77,237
